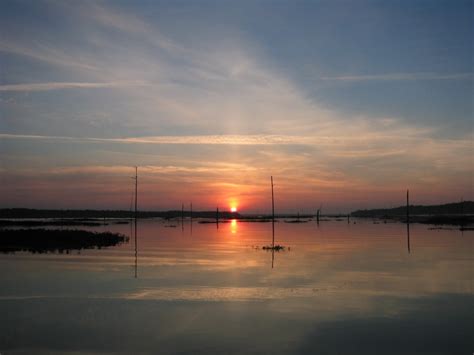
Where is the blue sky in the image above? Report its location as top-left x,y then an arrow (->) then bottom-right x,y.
0,0 -> 472,211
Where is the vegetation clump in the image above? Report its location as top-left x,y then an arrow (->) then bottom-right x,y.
0,229 -> 128,253
262,245 -> 285,251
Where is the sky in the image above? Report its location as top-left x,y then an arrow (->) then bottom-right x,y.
0,0 -> 472,213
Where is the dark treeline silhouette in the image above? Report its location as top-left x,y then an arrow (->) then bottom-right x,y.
0,229 -> 128,253
351,201 -> 474,226
0,219 -> 105,227
351,201 -> 473,217
0,208 -> 240,220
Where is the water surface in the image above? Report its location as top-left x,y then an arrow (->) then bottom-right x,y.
0,219 -> 472,354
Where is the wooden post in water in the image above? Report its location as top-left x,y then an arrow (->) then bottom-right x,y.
181,203 -> 184,223
190,202 -> 193,235
406,189 -> 411,253
406,189 -> 409,225
134,166 -> 138,221
316,209 -> 320,225
271,176 -> 275,248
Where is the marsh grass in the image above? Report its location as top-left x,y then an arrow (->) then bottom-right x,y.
0,228 -> 128,253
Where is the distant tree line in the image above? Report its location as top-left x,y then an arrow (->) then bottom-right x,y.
351,201 -> 474,217
0,208 -> 240,219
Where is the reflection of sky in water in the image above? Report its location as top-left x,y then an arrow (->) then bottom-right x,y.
0,219 -> 472,354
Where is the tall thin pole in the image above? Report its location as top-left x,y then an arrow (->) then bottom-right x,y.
406,189 -> 410,254
135,166 -> 138,220
271,176 -> 275,248
129,191 -> 134,223
406,189 -> 409,225
190,202 -> 193,235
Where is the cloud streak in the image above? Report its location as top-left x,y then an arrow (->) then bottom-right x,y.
0,81 -> 148,92
0,133 -> 313,145
321,72 -> 474,82
0,39 -> 99,71
4,132 -> 468,147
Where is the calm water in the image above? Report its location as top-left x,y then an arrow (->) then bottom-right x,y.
0,219 -> 472,354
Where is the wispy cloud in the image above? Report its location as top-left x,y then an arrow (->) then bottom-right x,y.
0,133 -> 316,145
83,1 -> 181,53
321,72 -> 474,82
0,81 -> 148,92
0,39 -> 98,71
0,132 -> 454,147
1,132 -> 472,171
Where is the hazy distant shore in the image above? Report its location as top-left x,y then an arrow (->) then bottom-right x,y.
351,201 -> 474,226
0,208 -> 240,220
1,201 -> 473,226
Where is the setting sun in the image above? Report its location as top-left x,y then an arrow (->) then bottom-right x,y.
230,207 -> 237,213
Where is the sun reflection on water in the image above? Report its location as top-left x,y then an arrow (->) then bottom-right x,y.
230,219 -> 237,234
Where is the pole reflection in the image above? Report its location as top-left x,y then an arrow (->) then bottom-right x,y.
407,221 -> 411,254
134,218 -> 138,278
271,248 -> 274,269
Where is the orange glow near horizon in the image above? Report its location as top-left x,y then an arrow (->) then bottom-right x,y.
2,163 -> 472,213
